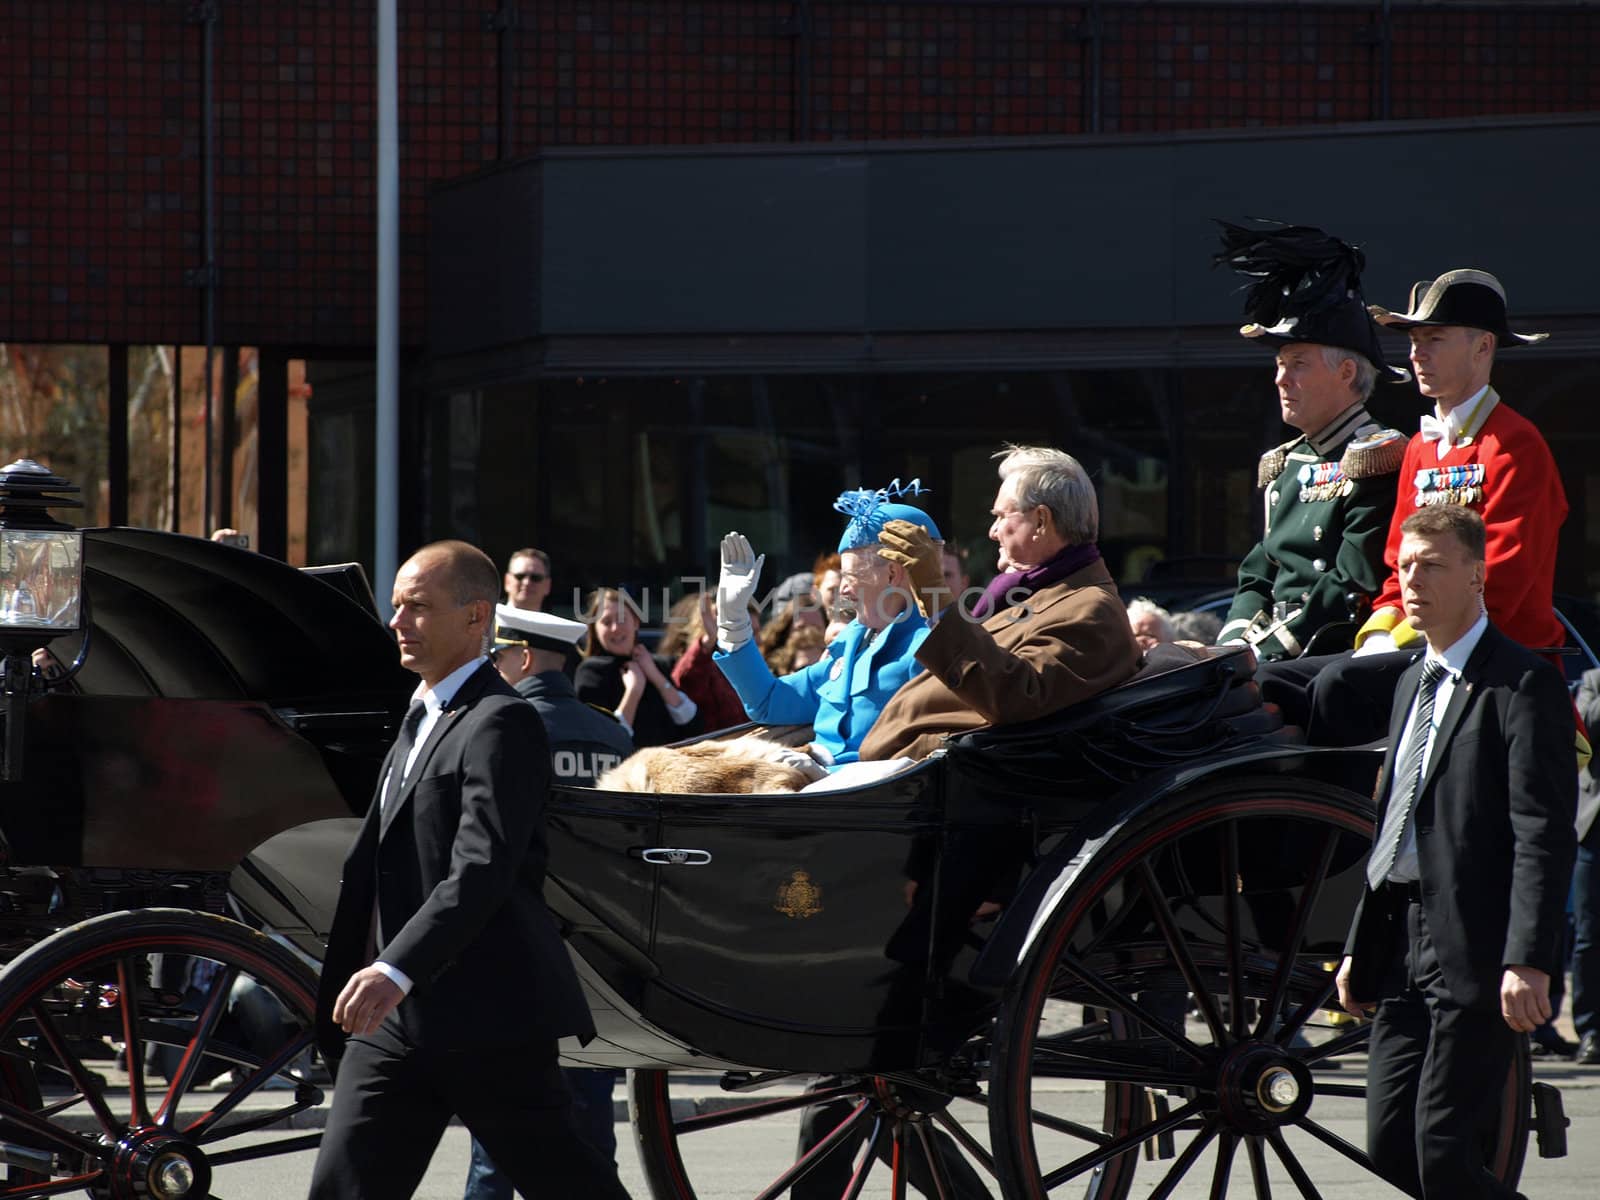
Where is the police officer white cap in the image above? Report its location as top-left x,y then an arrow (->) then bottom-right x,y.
493,603 -> 587,654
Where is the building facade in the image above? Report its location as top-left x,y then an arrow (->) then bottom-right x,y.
3,1 -> 1598,609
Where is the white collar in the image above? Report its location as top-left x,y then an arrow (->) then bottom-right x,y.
1420,385 -> 1497,462
1436,384 -> 1491,435
1424,610 -> 1488,679
411,655 -> 488,715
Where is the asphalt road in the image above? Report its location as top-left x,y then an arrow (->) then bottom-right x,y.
188,1063 -> 1600,1199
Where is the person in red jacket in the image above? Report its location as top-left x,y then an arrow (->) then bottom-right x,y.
1300,269 -> 1565,744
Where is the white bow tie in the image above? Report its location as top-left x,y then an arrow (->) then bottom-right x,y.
1418,413 -> 1457,461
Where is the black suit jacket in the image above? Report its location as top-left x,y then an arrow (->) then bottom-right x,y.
316,661 -> 595,1056
1345,622 -> 1577,1010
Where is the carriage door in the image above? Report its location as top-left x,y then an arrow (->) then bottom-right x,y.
641,771 -> 949,1068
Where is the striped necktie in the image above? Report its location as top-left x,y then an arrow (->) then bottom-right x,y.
1366,659 -> 1449,889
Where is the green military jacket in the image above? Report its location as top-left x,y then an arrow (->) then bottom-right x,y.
1219,403 -> 1404,660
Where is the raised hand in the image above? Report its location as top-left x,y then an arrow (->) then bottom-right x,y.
717,531 -> 765,651
877,518 -> 948,619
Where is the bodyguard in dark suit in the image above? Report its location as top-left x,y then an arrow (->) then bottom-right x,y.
1337,506 -> 1575,1200
309,540 -> 629,1199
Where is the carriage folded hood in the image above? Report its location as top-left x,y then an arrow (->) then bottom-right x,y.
68,528 -> 411,707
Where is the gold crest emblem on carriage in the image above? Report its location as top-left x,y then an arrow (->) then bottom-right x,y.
774,870 -> 823,919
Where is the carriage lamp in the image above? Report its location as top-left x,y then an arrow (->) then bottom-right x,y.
0,459 -> 84,782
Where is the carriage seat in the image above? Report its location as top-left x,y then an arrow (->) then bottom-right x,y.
944,641 -> 1301,794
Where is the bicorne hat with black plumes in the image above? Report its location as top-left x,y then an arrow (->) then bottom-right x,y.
1368,269 -> 1549,346
1213,219 -> 1409,382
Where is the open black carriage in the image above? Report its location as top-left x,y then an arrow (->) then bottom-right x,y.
0,523 -> 1559,1198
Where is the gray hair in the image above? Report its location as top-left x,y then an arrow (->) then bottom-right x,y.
1170,608 -> 1224,643
1126,597 -> 1174,640
994,444 -> 1099,544
1319,346 -> 1377,401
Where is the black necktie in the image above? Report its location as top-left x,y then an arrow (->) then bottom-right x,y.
1367,659 -> 1449,889
384,701 -> 426,812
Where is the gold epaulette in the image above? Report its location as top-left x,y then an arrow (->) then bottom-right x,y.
1256,438 -> 1299,488
1340,425 -> 1407,479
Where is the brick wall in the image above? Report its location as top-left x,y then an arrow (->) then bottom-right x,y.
1,2 -> 1595,350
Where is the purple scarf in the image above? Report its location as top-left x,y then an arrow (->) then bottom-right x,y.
970,542 -> 1102,621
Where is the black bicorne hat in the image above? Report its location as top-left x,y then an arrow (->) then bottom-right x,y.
1214,219 -> 1409,382
1368,269 -> 1548,346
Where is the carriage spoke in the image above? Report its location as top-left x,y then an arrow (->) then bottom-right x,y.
1135,859 -> 1229,1045
1254,830 -> 1340,1041
1145,1116 -> 1220,1200
1266,1130 -> 1325,1199
1245,1134 -> 1272,1198
751,1099 -> 871,1200
182,1029 -> 316,1140
1220,823 -> 1246,1040
116,958 -> 152,1128
1030,1108 -> 1114,1146
158,962 -> 238,1128
891,1121 -> 908,1200
932,1107 -> 998,1176
1211,1130 -> 1238,1198
1310,1081 -> 1365,1099
1291,1115 -> 1378,1173
1050,952 -> 1209,1063
0,1091 -> 110,1159
670,1082 -> 864,1134
205,1132 -> 323,1167
1040,1098 -> 1202,1189
1294,1023 -> 1370,1067
840,1115 -> 883,1200
911,1120 -> 956,1200
24,1002 -> 119,1138
1030,1041 -> 1196,1089
0,1173 -> 105,1198
1275,976 -> 1340,1047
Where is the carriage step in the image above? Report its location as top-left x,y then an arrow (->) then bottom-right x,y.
1532,1081 -> 1568,1158
1141,1091 -> 1175,1160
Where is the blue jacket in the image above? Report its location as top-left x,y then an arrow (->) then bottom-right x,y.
714,616 -> 929,764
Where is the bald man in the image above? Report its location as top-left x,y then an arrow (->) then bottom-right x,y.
309,541 -> 629,1199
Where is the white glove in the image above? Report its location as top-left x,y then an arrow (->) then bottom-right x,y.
1353,631 -> 1397,658
768,744 -> 829,782
717,531 -> 765,652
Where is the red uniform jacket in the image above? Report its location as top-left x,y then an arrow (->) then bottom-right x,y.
1359,391 -> 1566,652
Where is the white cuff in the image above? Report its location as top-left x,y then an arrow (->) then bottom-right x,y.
716,621 -> 752,654
372,960 -> 414,996
666,694 -> 699,725
1216,618 -> 1251,645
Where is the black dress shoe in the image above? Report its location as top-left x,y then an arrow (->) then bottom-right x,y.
1530,1028 -> 1579,1058
1578,1032 -> 1600,1066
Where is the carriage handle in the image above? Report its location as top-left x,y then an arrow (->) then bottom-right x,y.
639,848 -> 714,867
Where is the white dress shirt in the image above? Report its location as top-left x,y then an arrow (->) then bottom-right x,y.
1418,384 -> 1497,462
1387,612 -> 1488,882
374,654 -> 489,996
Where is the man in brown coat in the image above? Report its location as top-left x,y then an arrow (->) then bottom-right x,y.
863,444 -> 1140,761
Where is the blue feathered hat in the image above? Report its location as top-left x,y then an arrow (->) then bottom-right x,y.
833,479 -> 942,553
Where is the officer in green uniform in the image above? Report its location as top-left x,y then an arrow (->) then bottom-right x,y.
1213,222 -> 1408,661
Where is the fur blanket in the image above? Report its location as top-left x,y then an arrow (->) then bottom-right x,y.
595,734 -> 828,794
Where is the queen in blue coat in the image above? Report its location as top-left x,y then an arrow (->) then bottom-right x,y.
713,482 -> 942,765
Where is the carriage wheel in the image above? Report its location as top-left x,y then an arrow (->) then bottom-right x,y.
988,777 -> 1530,1199
0,908 -> 324,1199
630,1051 -> 1137,1198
